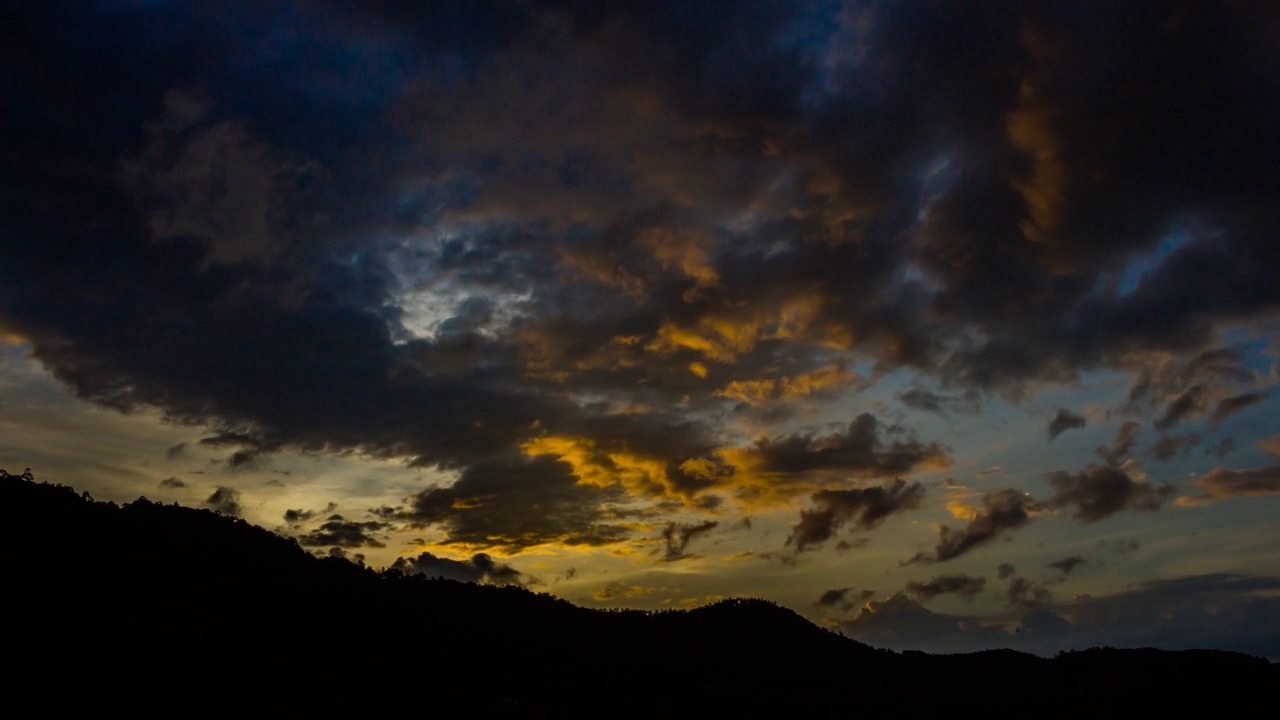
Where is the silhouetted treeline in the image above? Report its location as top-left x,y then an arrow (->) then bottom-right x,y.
3,470 -> 1274,714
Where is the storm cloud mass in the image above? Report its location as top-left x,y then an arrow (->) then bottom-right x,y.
2,1 -> 1279,658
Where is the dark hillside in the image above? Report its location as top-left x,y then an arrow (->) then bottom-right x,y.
2,470 -> 1273,714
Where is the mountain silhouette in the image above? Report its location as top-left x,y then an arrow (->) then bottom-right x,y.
3,469 -> 1273,714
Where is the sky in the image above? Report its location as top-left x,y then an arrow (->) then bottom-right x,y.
2,0 -> 1279,658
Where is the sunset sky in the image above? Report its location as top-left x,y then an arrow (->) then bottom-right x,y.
3,1 -> 1278,657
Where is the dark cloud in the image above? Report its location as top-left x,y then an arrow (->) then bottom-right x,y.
1178,465 -> 1280,506
295,516 -> 388,549
816,586 -> 876,613
1204,437 -> 1235,459
897,387 -> 976,415
203,486 -> 241,516
905,574 -> 987,602
1047,556 -> 1087,575
788,479 -> 926,552
1149,432 -> 1201,462
1127,349 -> 1256,431
159,477 -> 188,489
7,3 -> 1278,413
390,551 -> 527,586
1098,538 -> 1141,554
284,502 -> 337,526
1096,422 -> 1141,465
1210,392 -> 1267,426
898,387 -> 945,413
933,489 -> 1038,562
284,509 -> 315,525
997,563 -> 1016,580
225,449 -> 264,472
814,589 -> 855,604
747,414 -> 951,480
816,587 -> 854,608
900,552 -> 934,568
1047,409 -> 1085,441
394,456 -> 630,551
165,442 -> 187,459
660,520 -> 718,561
1005,575 -> 1054,610
1045,464 -> 1173,523
1154,385 -> 1209,431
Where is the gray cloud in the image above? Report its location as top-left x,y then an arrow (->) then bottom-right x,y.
1047,409 -> 1086,441
390,551 -> 528,586
1149,432 -> 1200,462
788,478 -> 926,552
748,414 -> 951,480
394,456 -> 630,551
1204,437 -> 1235,459
660,520 -> 718,561
897,386 -> 977,415
905,574 -> 987,601
1096,422 -> 1141,465
1047,556 -> 1087,575
1210,391 -> 1267,426
1178,465 -> 1280,506
295,516 -> 388,549
816,586 -> 874,611
1045,464 -> 1173,523
203,486 -> 242,516
1005,574 -> 1054,610
1127,349 -> 1256,431
933,489 -> 1038,562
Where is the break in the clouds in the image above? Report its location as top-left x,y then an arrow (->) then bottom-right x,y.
2,0 -> 1279,657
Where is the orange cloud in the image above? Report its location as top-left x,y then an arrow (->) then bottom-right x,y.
522,434 -> 682,500
646,293 -> 824,362
1007,30 -> 1067,248
1176,465 -> 1280,506
714,365 -> 859,404
1258,434 -> 1280,457
637,227 -> 720,301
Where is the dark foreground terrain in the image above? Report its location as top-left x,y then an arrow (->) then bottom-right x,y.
3,470 -> 1274,715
